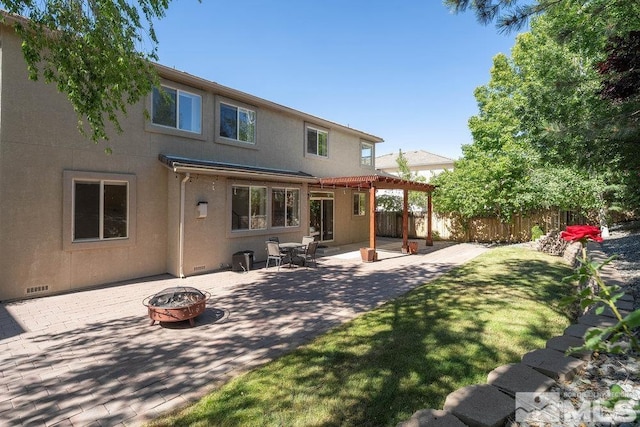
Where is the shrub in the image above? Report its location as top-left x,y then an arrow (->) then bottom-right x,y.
531,224 -> 545,241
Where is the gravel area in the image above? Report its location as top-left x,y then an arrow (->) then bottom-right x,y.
545,226 -> 640,426
601,226 -> 640,309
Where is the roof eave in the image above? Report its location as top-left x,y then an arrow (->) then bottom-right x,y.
159,154 -> 319,184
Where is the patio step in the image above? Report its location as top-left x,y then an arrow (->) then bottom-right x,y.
317,246 -> 341,255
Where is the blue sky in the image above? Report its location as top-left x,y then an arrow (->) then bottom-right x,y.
153,1 -> 522,160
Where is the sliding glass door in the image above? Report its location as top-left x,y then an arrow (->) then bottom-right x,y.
309,192 -> 334,242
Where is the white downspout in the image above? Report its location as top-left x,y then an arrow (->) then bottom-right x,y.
179,173 -> 190,278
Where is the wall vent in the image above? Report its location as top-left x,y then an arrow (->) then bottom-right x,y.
26,285 -> 49,295
193,265 -> 206,272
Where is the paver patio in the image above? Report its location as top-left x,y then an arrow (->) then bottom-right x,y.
0,240 -> 488,426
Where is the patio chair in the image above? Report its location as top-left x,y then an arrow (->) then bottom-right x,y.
301,235 -> 315,248
265,241 -> 286,270
303,241 -> 319,268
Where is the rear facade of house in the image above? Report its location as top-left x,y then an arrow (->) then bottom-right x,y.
0,19 -> 382,301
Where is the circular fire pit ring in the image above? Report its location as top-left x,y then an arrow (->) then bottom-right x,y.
143,286 -> 210,327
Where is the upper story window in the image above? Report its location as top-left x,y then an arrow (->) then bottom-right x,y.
306,125 -> 328,157
220,102 -> 256,143
361,142 -> 374,166
151,86 -> 202,133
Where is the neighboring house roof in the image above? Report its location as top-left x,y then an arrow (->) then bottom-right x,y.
376,150 -> 455,171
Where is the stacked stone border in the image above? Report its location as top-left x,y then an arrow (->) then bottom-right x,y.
397,240 -> 635,427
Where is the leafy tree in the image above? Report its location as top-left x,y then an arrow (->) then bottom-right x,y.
599,32 -> 640,102
432,42 -> 606,226
596,31 -> 640,211
446,0 -> 640,214
513,7 -> 640,213
376,194 -> 402,212
432,51 -> 539,224
1,0 -> 176,146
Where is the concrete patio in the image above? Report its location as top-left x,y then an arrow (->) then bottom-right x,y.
0,239 -> 489,426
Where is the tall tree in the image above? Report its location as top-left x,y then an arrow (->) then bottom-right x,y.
444,0 -> 560,32
513,6 -> 640,211
1,1 -> 177,146
447,0 -> 640,214
432,43 -> 606,225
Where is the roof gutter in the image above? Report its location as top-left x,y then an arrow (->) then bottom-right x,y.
159,154 -> 319,184
170,164 -> 318,184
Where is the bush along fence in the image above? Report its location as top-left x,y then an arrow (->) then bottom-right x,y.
397,228 -> 638,427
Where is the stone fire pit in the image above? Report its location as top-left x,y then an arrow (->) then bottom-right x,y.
143,286 -> 209,327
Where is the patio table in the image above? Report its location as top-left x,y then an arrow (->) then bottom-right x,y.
279,242 -> 306,268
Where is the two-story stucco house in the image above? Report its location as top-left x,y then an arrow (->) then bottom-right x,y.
0,15 -> 397,301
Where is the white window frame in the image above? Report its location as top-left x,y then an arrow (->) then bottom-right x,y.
63,171 -> 137,251
353,192 -> 367,216
271,187 -> 301,228
219,102 -> 256,144
305,125 -> 329,158
360,141 -> 374,166
151,85 -> 202,134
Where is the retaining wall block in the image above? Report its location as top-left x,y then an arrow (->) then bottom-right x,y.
564,323 -> 596,339
396,409 -> 467,427
443,384 -> 514,427
521,348 -> 586,382
577,313 -> 617,328
487,363 -> 556,397
545,335 -> 591,360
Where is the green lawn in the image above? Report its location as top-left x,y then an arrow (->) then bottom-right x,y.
149,246 -> 574,427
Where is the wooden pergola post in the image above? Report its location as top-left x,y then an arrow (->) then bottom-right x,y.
426,191 -> 433,246
369,185 -> 376,249
402,189 -> 409,252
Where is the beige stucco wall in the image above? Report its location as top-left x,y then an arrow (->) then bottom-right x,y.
0,22 -> 377,301
332,190 -> 370,245
0,27 -> 169,301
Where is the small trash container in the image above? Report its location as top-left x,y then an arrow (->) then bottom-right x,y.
232,250 -> 254,272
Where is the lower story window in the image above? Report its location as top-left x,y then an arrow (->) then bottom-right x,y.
353,193 -> 366,216
74,181 -> 128,240
232,185 -> 267,230
272,188 -> 300,227
63,171 -> 136,250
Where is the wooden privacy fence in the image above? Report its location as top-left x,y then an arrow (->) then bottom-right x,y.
376,210 -> 578,243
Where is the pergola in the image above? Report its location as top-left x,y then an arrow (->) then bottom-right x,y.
317,174 -> 436,252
